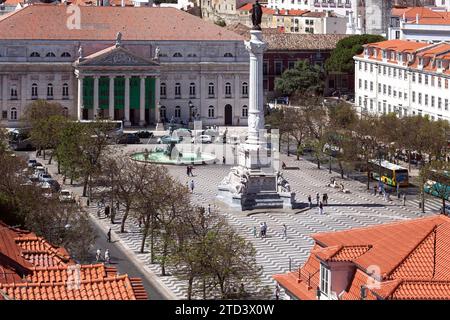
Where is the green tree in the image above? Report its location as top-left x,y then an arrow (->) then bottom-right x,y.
275,60 -> 324,98
325,34 -> 385,74
420,161 -> 450,213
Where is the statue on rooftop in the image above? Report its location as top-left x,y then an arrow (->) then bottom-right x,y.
115,32 -> 122,47
78,45 -> 83,59
251,0 -> 263,30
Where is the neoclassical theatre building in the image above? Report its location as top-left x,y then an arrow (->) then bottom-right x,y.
0,4 -> 250,127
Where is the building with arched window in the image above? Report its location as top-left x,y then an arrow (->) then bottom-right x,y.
0,5 -> 249,127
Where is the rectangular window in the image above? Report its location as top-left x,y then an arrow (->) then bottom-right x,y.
438,97 -> 442,109
383,84 -> 386,94
418,93 -> 422,104
378,83 -> 381,93
320,264 -> 330,296
263,61 -> 268,75
445,99 -> 448,111
370,82 -> 373,92
425,94 -> 428,106
359,79 -> 362,89
275,61 -> 283,75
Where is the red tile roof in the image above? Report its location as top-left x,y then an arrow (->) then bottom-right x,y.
0,4 -> 244,41
0,275 -> 147,300
0,221 -> 148,300
274,215 -> 450,300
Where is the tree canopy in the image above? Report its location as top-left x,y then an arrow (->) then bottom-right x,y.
275,60 -> 324,98
325,34 -> 385,74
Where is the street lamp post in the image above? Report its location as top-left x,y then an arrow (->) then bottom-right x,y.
188,100 -> 193,123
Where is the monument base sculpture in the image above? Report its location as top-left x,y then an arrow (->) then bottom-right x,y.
217,144 -> 295,211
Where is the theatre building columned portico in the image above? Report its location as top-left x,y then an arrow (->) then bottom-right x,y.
74,44 -> 160,126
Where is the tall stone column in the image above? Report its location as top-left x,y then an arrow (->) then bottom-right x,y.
154,77 -> 161,124
245,30 -> 267,146
124,75 -> 131,126
93,76 -> 99,120
109,76 -> 115,120
139,76 -> 146,126
1,75 -> 7,114
234,74 -> 240,124
77,75 -> 84,121
20,74 -> 27,119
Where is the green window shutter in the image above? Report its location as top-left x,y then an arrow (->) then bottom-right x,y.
83,77 -> 94,109
130,76 -> 140,110
145,77 -> 155,110
99,77 -> 109,110
114,77 -> 125,110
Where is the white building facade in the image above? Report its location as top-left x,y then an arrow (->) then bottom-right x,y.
0,5 -> 250,128
354,40 -> 450,121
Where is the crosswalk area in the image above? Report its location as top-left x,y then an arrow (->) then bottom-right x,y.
91,154 -> 441,299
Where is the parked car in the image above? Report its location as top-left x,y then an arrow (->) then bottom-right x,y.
135,130 -> 153,139
31,166 -> 46,181
116,133 -> 141,144
27,159 -> 37,168
11,138 -> 36,151
192,135 -> 212,144
157,135 -> 183,144
59,189 -> 75,202
39,173 -> 53,183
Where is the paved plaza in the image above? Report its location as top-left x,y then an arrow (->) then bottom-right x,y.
82,144 -> 440,299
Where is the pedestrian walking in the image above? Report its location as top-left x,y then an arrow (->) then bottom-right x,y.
316,193 -> 320,206
259,223 -> 264,238
96,249 -> 101,262
189,165 -> 194,177
104,249 -> 110,264
107,228 -> 111,243
374,185 -> 378,196
207,204 -> 211,216
116,201 -> 120,212
308,195 -> 312,208
253,226 -> 257,237
189,180 -> 195,193
104,205 -> 110,218
186,165 -> 190,176
403,193 -> 406,206
319,202 -> 324,215
282,224 -> 287,239
397,183 -> 400,198
322,193 -> 328,206
275,284 -> 280,300
263,222 -> 267,237
222,156 -> 226,165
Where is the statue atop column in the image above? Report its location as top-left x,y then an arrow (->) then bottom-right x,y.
251,0 -> 263,30
154,46 -> 160,60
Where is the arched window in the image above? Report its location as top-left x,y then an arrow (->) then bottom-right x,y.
10,85 -> 17,99
175,83 -> 181,97
224,53 -> 233,57
46,52 -> 56,57
61,52 -> 71,57
208,105 -> 215,118
175,106 -> 181,118
62,83 -> 69,98
173,52 -> 183,57
160,106 -> 167,121
208,82 -> 215,97
10,107 -> 17,120
225,82 -> 232,97
47,83 -> 53,98
30,52 -> 40,57
187,53 -> 197,57
242,105 -> 248,117
160,83 -> 166,97
242,82 -> 248,96
31,83 -> 38,99
189,82 -> 196,97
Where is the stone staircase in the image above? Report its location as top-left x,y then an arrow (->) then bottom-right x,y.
242,191 -> 285,210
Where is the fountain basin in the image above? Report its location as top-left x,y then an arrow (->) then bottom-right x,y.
131,151 -> 216,165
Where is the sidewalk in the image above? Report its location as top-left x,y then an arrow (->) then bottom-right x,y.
35,153 -> 177,300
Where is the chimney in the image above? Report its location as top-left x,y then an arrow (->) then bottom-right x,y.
360,286 -> 367,300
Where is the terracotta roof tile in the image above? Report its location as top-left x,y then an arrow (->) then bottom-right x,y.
0,275 -> 147,300
0,4 -> 244,41
274,215 -> 450,300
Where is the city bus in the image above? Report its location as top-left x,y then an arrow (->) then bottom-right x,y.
369,159 -> 409,187
424,170 -> 450,200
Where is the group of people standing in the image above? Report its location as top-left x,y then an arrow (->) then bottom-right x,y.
96,248 -> 111,264
253,223 -> 287,239
186,165 -> 195,177
307,193 -> 328,215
